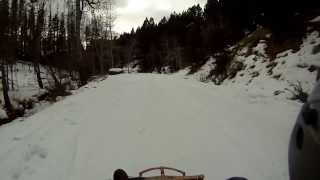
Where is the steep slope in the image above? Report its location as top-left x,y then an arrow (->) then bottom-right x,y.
187,26 -> 320,102
0,74 -> 300,180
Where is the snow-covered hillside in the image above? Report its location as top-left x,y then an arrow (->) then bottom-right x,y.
0,73 -> 300,180
0,62 -> 77,121
0,63 -> 47,119
186,30 -> 320,102
229,31 -> 320,95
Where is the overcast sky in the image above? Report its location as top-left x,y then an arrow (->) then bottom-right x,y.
113,0 -> 207,33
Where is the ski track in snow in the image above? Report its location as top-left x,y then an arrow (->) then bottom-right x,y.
0,74 -> 301,180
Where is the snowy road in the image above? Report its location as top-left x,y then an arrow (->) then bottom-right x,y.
0,74 -> 300,180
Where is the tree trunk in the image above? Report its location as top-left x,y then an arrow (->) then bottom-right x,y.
107,0 -> 114,69
32,2 -> 45,89
48,66 -> 60,88
34,63 -> 43,89
34,35 -> 44,89
109,26 -> 114,68
99,42 -> 104,74
5,65 -> 9,88
1,63 -> 13,113
76,0 -> 87,85
10,64 -> 14,90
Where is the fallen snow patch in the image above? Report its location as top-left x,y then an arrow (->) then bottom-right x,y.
0,109 -> 8,119
192,57 -> 216,82
310,16 -> 320,23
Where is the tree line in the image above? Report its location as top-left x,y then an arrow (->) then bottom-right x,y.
114,0 -> 319,73
0,0 -> 114,118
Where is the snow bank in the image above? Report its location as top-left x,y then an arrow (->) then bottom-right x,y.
124,60 -> 141,73
0,109 -> 8,119
109,68 -> 124,73
230,31 -> 320,98
310,16 -> 320,23
191,57 -> 216,82
109,68 -> 124,75
181,31 -> 320,102
0,62 -> 77,121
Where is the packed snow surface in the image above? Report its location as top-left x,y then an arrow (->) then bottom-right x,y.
0,74 -> 300,180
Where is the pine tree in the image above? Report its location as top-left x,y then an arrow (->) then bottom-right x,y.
204,0 -> 220,25
57,12 -> 66,53
18,0 -> 27,59
10,0 -> 18,34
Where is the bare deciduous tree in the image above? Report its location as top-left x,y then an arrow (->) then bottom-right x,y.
75,0 -> 101,84
31,0 -> 46,89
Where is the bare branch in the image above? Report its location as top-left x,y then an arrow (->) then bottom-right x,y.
84,0 -> 100,9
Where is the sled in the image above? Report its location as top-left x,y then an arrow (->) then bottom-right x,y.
114,167 -> 204,180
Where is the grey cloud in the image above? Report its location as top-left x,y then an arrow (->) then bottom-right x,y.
114,8 -> 171,32
114,0 -> 207,32
114,0 -> 128,8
